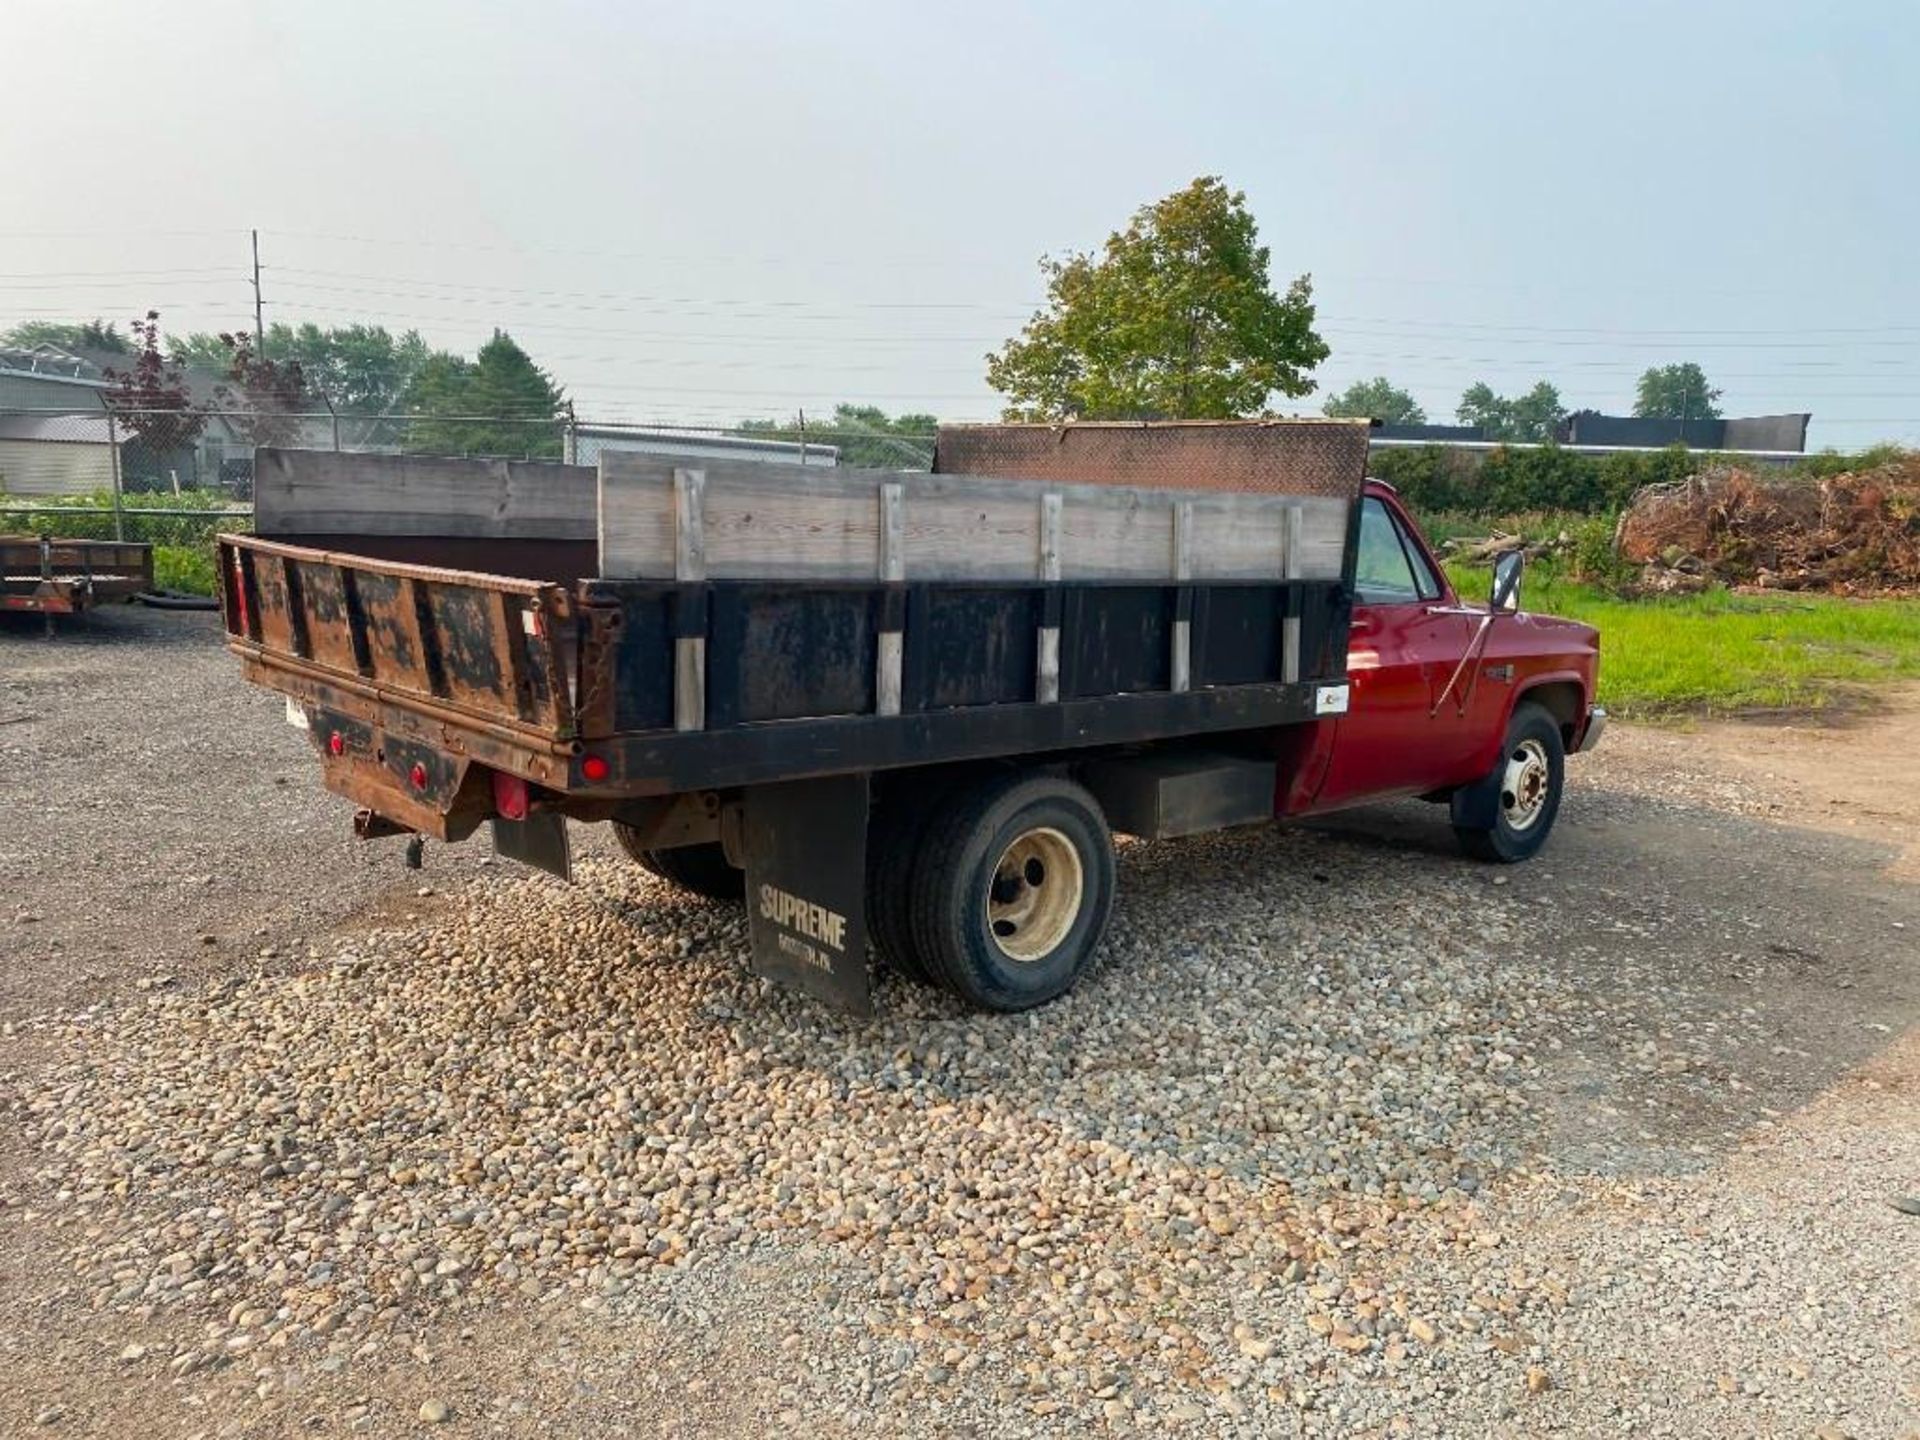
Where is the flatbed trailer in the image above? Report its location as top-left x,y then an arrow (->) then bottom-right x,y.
1,534 -> 154,628
220,422 -> 1370,1013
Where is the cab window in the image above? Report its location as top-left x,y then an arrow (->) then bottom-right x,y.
1354,497 -> 1422,603
1398,515 -> 1443,600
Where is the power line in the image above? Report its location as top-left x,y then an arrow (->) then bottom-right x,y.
271,266 -> 1043,312
269,278 -> 1033,320
0,271 -> 242,289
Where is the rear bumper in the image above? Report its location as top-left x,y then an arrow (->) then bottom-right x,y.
1576,706 -> 1608,753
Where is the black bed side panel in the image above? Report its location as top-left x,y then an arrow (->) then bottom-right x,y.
708,587 -> 877,726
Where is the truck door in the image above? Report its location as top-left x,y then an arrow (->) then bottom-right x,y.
1312,496 -> 1478,807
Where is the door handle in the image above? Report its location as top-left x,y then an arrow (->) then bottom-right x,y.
1349,614 -> 1375,633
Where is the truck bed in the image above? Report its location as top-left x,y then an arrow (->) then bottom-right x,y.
220,532 -> 1353,828
222,426 -> 1367,840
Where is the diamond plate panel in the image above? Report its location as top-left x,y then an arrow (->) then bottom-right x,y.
933,420 -> 1371,501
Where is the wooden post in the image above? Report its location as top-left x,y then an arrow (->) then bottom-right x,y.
673,468 -> 707,732
1170,500 -> 1192,693
1036,491 -> 1062,703
876,482 -> 904,716
1282,503 -> 1303,683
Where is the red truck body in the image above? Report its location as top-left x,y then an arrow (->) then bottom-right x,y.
1278,480 -> 1600,818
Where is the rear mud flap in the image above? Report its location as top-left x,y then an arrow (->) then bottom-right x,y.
492,812 -> 572,880
743,774 -> 871,1015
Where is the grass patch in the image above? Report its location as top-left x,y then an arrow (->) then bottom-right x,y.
154,545 -> 217,596
1445,561 -> 1920,718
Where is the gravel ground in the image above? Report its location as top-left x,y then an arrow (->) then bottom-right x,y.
2,606 -> 1917,1438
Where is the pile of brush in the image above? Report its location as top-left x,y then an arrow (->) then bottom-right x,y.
1615,456 -> 1920,594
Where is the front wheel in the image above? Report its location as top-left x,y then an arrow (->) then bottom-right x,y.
908,772 -> 1116,1012
1454,702 -> 1566,863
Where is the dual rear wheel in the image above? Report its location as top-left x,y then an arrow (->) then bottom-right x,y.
615,772 -> 1118,1012
879,772 -> 1116,1012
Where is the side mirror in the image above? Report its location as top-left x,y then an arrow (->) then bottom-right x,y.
1490,550 -> 1524,613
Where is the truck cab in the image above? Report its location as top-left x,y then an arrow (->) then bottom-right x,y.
1282,479 -> 1603,861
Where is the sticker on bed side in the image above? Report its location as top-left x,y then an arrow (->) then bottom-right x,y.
1315,683 -> 1350,716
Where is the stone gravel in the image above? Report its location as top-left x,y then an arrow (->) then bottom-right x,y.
3,611 -> 1917,1437
10,829 -> 1579,1434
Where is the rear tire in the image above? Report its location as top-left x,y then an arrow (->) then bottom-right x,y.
866,787 -> 943,985
1454,702 -> 1565,863
908,772 -> 1115,1012
612,829 -> 745,901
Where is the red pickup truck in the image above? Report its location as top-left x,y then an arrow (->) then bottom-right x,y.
219,427 -> 1600,1015
1274,479 -> 1603,862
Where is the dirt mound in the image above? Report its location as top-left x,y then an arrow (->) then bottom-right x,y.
1616,457 -> 1920,593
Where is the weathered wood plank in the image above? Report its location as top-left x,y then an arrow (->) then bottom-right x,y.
876,482 -> 904,717
878,483 -> 905,584
1036,492 -> 1063,703
1170,501 -> 1192,694
255,449 -> 595,539
597,453 -> 1350,584
674,636 -> 706,734
1282,504 -> 1304,685
674,468 -> 707,732
673,469 -> 707,582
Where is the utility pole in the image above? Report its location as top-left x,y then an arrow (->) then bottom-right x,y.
250,228 -> 265,350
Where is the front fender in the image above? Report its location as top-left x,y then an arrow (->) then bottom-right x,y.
1467,669 -> 1592,778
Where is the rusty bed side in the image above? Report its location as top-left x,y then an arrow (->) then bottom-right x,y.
218,534 -> 600,757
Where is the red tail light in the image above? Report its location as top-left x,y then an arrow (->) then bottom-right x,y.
491,769 -> 530,821
328,731 -> 345,757
230,550 -> 250,636
580,755 -> 611,783
409,762 -> 429,791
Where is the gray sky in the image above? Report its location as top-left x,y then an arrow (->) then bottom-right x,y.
4,0 -> 1914,447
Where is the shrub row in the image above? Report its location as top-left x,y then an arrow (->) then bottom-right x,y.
1370,442 -> 1910,517
1368,443 -> 1698,516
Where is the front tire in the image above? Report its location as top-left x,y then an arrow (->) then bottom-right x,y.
1454,702 -> 1566,863
908,772 -> 1115,1011
611,829 -> 745,901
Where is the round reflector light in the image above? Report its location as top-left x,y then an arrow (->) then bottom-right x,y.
580,754 -> 611,783
491,768 -> 530,821
409,761 -> 429,790
328,731 -> 344,757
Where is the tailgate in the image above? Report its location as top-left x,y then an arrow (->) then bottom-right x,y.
218,533 -> 584,746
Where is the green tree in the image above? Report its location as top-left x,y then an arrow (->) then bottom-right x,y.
398,331 -> 564,458
1323,376 -> 1425,425
986,177 -> 1328,420
211,331 -> 311,451
1456,380 -> 1565,442
1633,362 -> 1722,421
736,404 -> 938,468
1,319 -> 130,354
395,352 -> 476,454
171,322 -> 431,416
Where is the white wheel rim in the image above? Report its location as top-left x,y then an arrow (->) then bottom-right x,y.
985,826 -> 1084,963
1501,738 -> 1552,832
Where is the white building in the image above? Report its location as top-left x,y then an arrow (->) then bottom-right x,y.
0,348 -> 116,496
